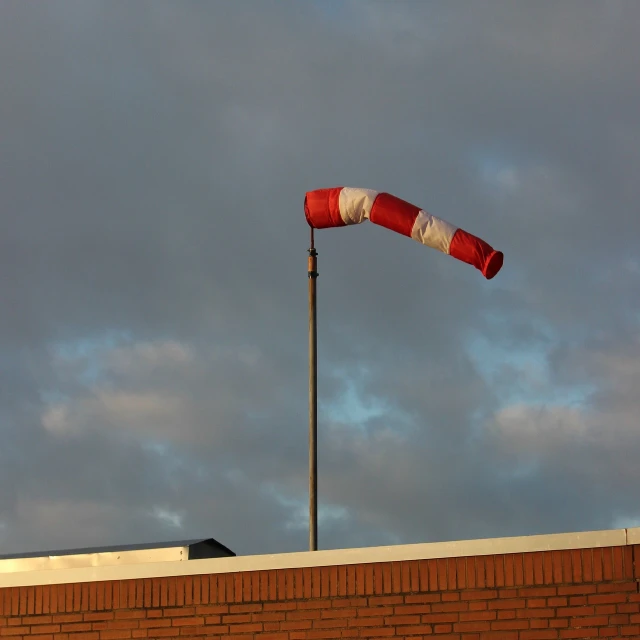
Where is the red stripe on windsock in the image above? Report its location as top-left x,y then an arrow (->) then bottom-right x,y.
449,229 -> 504,280
369,193 -> 419,238
304,187 -> 344,229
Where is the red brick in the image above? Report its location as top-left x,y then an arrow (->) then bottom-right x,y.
230,603 -> 262,614
571,550 -> 582,583
521,632 -> 557,640
222,573 -> 232,604
0,626 -> 29,636
369,595 -> 403,606
518,608 -> 556,619
558,585 -> 596,596
613,546 -> 625,580
491,620 -> 529,631
357,607 -> 392,618
395,604 -> 437,616
550,619 -> 569,628
143,629 -> 178,637
570,615 -> 609,627
61,623 -> 92,633
30,626 -> 60,635
163,608 -> 195,617
113,612 -> 143,621
520,587 -> 557,597
633,546 -> 640,579
251,571 -> 261,602
347,565 -> 357,596
421,613 -> 459,624
588,594 -> 627,604
233,573 -> 242,603
485,556 -> 496,589
287,568 -> 299,601
228,622 -> 263,633
594,604 -> 616,615
551,551 -> 563,584
395,623 -> 434,635
365,563 -> 376,595
461,590 -> 498,600
454,621 -> 491,632
459,611 -> 496,622
514,555 -> 525,586
357,626 -> 397,637
100,632 -> 132,640
138,619 -> 170,630
297,599 -> 333,610
559,629 -> 598,638
619,604 -> 640,614
581,549 -> 593,583
338,565 -> 347,597
542,552 -> 554,585
170,617 -> 204,627
455,558 -> 467,590
196,604 -> 228,615
592,548 -> 604,582
349,616 -> 386,628
524,554 -> 535,585
556,607 -> 595,618
504,555 -> 515,588
495,555 -> 506,588
54,614 -> 83,623
432,602 -> 468,612
427,559 -> 438,591
530,618 -> 550,629
527,599 -> 547,608
490,599 -> 526,610
561,551 -> 573,584
475,557 -> 486,589
602,549 -> 613,581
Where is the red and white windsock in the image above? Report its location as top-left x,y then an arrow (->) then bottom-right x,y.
305,187 -> 503,279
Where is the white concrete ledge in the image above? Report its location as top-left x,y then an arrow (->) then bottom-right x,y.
1,527 -> 637,589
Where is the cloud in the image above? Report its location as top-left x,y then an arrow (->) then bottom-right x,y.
0,0 -> 639,556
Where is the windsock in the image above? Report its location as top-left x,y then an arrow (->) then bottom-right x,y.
305,187 -> 503,279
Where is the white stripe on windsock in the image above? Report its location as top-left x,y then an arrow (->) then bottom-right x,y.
338,187 -> 378,225
410,210 -> 458,255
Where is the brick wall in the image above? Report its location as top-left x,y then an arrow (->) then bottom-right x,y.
1,545 -> 639,640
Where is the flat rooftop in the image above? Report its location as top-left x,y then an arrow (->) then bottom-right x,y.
1,526 -> 639,589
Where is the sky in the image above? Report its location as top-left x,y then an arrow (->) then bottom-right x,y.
1,0 -> 639,557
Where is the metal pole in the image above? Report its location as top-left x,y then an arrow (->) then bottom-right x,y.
308,228 -> 318,551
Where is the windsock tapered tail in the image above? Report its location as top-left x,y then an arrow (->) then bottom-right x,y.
305,187 -> 503,279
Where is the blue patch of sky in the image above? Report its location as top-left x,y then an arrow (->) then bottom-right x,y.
611,515 -> 640,530
320,380 -> 386,427
467,142 -> 547,195
50,330 -> 133,386
261,483 -> 350,533
320,372 -> 417,436
309,0 -> 349,20
466,330 -> 594,411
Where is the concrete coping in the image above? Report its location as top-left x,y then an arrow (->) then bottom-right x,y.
1,527 -> 638,589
